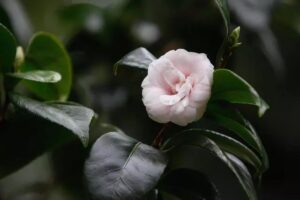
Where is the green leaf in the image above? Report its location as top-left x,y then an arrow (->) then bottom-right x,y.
0,23 -> 17,73
9,93 -> 94,147
22,32 -> 72,101
159,169 -> 218,200
84,132 -> 167,200
163,129 -> 263,174
0,110 -> 76,179
207,103 -> 269,172
162,135 -> 257,200
114,47 -> 156,75
89,116 -> 125,146
211,69 -> 269,116
214,0 -> 230,34
6,70 -> 61,83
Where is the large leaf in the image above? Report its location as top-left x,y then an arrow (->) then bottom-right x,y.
159,169 -> 219,200
162,129 -> 263,174
22,32 -> 72,101
0,23 -> 17,73
6,70 -> 61,83
84,132 -> 167,200
162,135 -> 257,200
207,103 -> 269,171
114,47 -> 156,75
211,69 -> 269,116
9,93 -> 94,146
0,110 -> 76,179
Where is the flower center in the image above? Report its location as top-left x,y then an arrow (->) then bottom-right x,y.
160,75 -> 194,106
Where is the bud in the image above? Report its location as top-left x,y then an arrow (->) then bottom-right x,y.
228,26 -> 242,50
14,46 -> 25,70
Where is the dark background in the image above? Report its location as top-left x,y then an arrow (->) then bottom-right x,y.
0,0 -> 299,199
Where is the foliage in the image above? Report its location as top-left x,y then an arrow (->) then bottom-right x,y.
0,0 -> 270,199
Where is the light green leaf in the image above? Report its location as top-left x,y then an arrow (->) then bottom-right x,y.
6,70 -> 61,83
114,47 -> 156,75
211,69 -> 269,116
22,32 -> 72,101
9,93 -> 94,147
0,23 -> 17,73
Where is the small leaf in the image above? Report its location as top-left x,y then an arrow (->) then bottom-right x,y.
0,23 -> 17,73
211,69 -> 269,116
6,70 -> 61,83
9,93 -> 94,146
162,135 -> 257,200
162,129 -> 263,175
22,32 -> 72,101
114,47 -> 156,75
84,132 -> 167,200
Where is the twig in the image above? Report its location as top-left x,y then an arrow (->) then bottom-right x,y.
152,122 -> 171,148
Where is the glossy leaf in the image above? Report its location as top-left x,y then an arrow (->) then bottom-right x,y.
159,169 -> 218,200
114,47 -> 156,75
163,135 -> 257,200
207,103 -> 269,171
9,93 -> 94,146
22,32 -> 72,101
211,69 -> 269,116
0,23 -> 17,73
89,116 -> 125,146
0,110 -> 75,179
84,132 -> 167,200
163,129 -> 263,174
6,70 -> 61,83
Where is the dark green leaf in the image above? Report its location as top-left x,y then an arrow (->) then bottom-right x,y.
163,135 -> 257,200
89,116 -> 124,146
0,75 -> 5,111
214,0 -> 230,34
160,191 -> 182,200
6,70 -> 61,83
9,93 -> 94,146
159,169 -> 218,200
0,110 -> 75,179
22,32 -> 72,101
207,103 -> 269,171
162,129 -> 263,174
0,23 -> 17,73
114,47 -> 156,75
84,132 -> 167,200
211,69 -> 269,116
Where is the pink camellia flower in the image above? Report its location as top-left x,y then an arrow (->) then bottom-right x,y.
142,49 -> 214,126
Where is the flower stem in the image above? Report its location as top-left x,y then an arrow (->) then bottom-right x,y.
152,122 -> 171,148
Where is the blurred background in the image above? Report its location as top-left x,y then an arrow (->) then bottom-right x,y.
0,0 -> 299,199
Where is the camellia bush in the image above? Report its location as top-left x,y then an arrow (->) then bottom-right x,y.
0,0 -> 269,200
